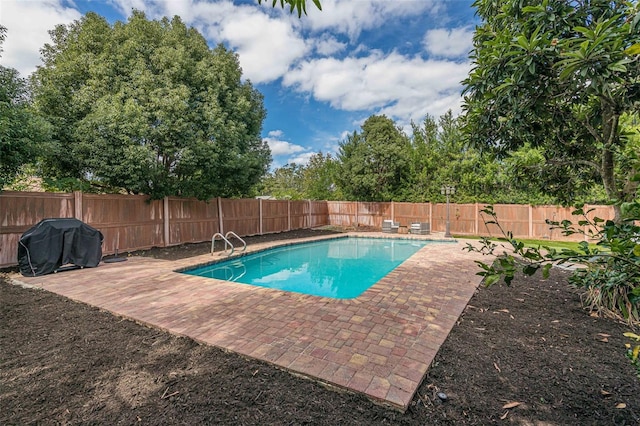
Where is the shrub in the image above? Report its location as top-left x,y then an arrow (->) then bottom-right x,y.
465,204 -> 640,325
626,332 -> 640,378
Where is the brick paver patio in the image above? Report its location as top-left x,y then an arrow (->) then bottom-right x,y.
12,232 -> 486,411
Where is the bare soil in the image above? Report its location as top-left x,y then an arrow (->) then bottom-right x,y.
2,229 -> 639,425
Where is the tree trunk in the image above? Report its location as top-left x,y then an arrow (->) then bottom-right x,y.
600,106 -> 621,223
601,147 -> 622,223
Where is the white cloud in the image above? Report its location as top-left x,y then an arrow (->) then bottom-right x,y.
282,51 -> 471,122
288,152 -> 315,166
109,0 -> 151,17
267,129 -> 284,138
265,138 -> 307,156
315,34 -> 346,56
304,0 -> 440,40
107,0 -> 310,84
0,0 -> 81,77
264,130 -> 314,167
423,27 -> 474,58
215,8 -> 309,83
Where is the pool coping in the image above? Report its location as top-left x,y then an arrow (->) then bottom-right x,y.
10,231 -> 487,411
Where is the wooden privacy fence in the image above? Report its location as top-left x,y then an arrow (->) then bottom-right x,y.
325,201 -> 615,241
0,191 -> 615,267
0,191 -> 329,267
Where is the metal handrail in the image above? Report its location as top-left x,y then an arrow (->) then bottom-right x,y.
224,231 -> 247,253
210,265 -> 235,280
211,232 -> 234,256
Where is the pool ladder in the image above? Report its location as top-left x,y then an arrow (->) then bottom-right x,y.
208,262 -> 247,281
211,231 -> 247,256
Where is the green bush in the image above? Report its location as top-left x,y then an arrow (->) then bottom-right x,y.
465,204 -> 640,325
626,332 -> 640,378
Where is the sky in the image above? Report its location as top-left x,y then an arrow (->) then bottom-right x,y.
0,0 -> 479,169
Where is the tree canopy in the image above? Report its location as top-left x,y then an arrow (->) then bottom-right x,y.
337,115 -> 411,202
31,11 -> 270,199
261,109 -> 617,204
463,0 -> 640,220
0,25 -> 51,189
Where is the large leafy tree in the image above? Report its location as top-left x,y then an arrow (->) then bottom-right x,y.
337,115 -> 411,201
302,152 -> 342,200
260,163 -> 305,199
32,11 -> 270,199
463,0 -> 640,221
403,112 -> 510,204
0,26 -> 51,189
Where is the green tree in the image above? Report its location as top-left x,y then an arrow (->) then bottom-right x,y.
404,111 -> 509,204
0,26 -> 51,189
337,115 -> 411,201
260,163 -> 305,199
32,11 -> 270,200
302,152 -> 342,200
463,0 -> 640,221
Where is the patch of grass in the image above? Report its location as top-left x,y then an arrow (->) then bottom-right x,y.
454,235 -> 600,252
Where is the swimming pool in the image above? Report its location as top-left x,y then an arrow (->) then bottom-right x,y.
182,237 -> 438,299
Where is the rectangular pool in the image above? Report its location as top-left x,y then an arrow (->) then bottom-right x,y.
181,237 -> 439,299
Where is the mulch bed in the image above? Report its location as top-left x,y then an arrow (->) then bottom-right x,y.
2,229 -> 639,425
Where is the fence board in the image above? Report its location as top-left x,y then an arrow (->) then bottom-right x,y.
83,194 -> 164,254
262,200 -> 289,234
0,191 -> 75,267
290,201 -> 307,230
309,201 -> 329,228
357,202 -> 391,227
327,201 -> 357,226
394,202 -> 431,227
220,198 -> 260,236
168,197 -> 219,245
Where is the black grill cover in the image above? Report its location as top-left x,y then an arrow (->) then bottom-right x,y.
18,218 -> 104,277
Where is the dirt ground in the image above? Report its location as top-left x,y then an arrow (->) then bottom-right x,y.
2,229 -> 639,425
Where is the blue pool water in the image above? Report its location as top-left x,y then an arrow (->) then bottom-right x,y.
182,237 -> 435,299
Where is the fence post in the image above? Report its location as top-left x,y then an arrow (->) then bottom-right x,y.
475,203 -> 479,235
355,201 -> 359,227
528,204 -> 533,238
163,197 -> 170,247
74,191 -> 83,220
288,200 -> 291,231
259,198 -> 263,235
308,200 -> 312,229
217,197 -> 224,235
391,201 -> 395,222
429,202 -> 433,231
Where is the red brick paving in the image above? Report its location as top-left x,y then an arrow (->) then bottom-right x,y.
11,232 -> 486,411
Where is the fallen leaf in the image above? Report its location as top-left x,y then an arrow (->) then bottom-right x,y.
516,298 -> 525,302
600,390 -> 612,397
551,320 -> 560,323
502,401 -> 522,409
600,338 -> 609,343
615,403 -> 626,409
598,333 -> 611,338
510,315 -> 515,320
494,362 -> 501,373
499,309 -> 510,313
500,411 -> 509,420
590,312 -> 599,317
